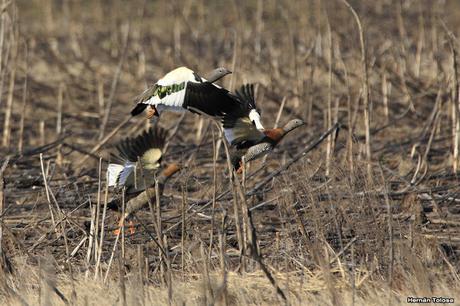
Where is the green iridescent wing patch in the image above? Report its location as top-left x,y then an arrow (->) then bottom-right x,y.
156,82 -> 186,99
137,82 -> 186,103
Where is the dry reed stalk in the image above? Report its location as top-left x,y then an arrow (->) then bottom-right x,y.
181,185 -> 186,279
414,2 -> 424,78
121,188 -> 126,259
104,226 -> 121,283
2,34 -> 16,148
0,158 -> 7,267
29,200 -> 88,251
378,166 -> 393,306
396,0 -> 407,53
98,23 -> 130,140
442,22 -> 460,172
118,255 -> 127,306
341,0 -> 372,179
97,74 -> 104,117
325,13 -> 333,177
93,158 -> 102,262
0,0 -> 6,77
173,13 -> 181,62
62,225 -> 77,304
56,83 -> 63,135
136,161 -> 168,283
200,242 -> 214,304
39,153 -> 56,229
254,0 -> 263,62
155,178 -> 163,252
94,180 -> 109,280
39,120 -> 45,146
85,200 -> 95,265
165,235 -> 172,306
335,40 -> 354,178
18,40 -> 28,153
208,129 -> 217,260
137,245 -> 145,305
273,96 -> 286,129
217,126 -> 247,270
280,5 -> 300,109
195,117 -> 204,142
56,84 -> 64,166
247,208 -> 287,302
382,71 -> 389,124
217,215 -> 228,306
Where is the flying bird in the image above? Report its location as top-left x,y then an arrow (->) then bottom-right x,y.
222,84 -> 304,172
107,126 -> 180,234
107,126 -> 167,191
131,66 -> 238,119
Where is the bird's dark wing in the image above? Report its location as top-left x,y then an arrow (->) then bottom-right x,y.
115,125 -> 167,163
235,83 -> 258,111
220,83 -> 265,148
183,82 -> 241,117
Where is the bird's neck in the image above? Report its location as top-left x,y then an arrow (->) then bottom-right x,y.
157,164 -> 180,185
263,128 -> 284,144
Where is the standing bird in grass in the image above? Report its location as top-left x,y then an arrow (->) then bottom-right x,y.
131,66 -> 240,119
222,84 -> 304,173
107,126 -> 180,234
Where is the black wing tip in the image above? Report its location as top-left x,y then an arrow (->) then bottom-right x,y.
131,103 -> 147,116
115,124 -> 167,163
236,83 -> 257,109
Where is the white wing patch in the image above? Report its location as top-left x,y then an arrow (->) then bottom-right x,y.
107,162 -> 135,187
249,109 -> 264,130
157,67 -> 196,86
107,164 -> 124,187
144,88 -> 187,111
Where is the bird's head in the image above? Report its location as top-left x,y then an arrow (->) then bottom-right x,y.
282,119 -> 305,133
214,67 -> 232,76
208,67 -> 232,82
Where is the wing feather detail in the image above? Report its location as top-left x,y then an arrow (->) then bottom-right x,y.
108,126 -> 166,187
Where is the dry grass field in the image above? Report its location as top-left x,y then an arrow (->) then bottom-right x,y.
1,0 -> 460,305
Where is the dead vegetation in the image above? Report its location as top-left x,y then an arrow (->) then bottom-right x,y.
1,0 -> 460,305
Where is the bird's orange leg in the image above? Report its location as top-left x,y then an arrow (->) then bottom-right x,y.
236,161 -> 244,174
113,217 -> 136,236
